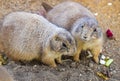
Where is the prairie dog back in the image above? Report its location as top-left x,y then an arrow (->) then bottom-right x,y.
46,1 -> 95,30
0,12 -> 76,67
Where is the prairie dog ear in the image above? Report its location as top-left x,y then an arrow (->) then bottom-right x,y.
51,33 -> 70,52
54,35 -> 61,41
42,2 -> 53,12
54,32 -> 66,41
50,34 -> 62,52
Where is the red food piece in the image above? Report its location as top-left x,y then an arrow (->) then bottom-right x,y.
106,29 -> 113,38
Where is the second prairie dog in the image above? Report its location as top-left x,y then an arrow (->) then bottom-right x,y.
43,1 -> 103,63
0,66 -> 14,81
0,12 -> 76,67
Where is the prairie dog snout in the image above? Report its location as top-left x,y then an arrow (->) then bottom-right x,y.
72,17 -> 100,41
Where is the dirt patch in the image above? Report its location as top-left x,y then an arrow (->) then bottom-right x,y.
0,0 -> 120,81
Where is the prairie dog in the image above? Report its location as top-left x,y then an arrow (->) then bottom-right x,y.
42,1 -> 103,63
0,66 -> 14,81
0,12 -> 76,67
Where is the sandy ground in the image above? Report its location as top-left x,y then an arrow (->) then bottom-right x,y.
0,0 -> 120,81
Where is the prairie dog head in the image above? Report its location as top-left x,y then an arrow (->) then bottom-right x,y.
72,17 -> 102,41
48,29 -> 76,56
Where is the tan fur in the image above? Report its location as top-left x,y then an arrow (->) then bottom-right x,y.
43,1 -> 103,63
0,12 -> 76,67
0,66 -> 14,81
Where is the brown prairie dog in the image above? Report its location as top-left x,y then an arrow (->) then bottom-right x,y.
0,66 -> 14,81
42,1 -> 103,63
0,12 -> 76,67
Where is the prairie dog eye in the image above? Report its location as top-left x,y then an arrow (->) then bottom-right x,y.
81,25 -> 84,28
62,43 -> 67,48
93,28 -> 97,32
79,23 -> 84,28
81,24 -> 85,28
60,42 -> 68,52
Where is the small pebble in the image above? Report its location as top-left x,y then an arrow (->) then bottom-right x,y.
112,70 -> 117,74
79,73 -> 82,76
33,65 -> 37,68
94,13 -> 98,16
107,2 -> 112,6
70,62 -> 76,68
33,65 -> 37,69
89,63 -> 94,68
58,68 -> 65,72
